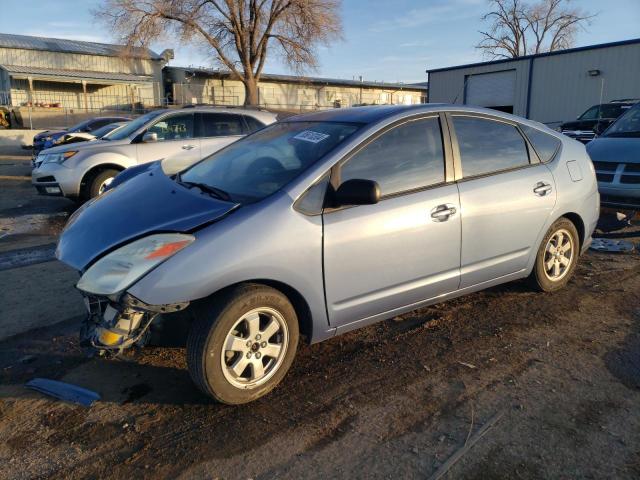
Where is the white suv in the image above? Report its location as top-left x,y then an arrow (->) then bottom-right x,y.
32,107 -> 277,200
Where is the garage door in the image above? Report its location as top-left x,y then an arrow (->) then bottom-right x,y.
465,70 -> 516,113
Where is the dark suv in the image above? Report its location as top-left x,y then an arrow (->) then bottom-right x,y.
560,100 -> 637,143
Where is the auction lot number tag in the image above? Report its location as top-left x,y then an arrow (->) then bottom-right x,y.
293,130 -> 330,143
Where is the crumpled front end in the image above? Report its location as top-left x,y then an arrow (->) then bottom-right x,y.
80,292 -> 188,355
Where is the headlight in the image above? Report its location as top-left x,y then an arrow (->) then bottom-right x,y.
77,233 -> 195,295
41,150 -> 78,164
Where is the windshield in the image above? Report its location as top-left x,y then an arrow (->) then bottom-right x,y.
93,122 -> 126,139
579,104 -> 631,120
181,121 -> 361,203
106,110 -> 165,141
68,119 -> 92,132
603,104 -> 640,137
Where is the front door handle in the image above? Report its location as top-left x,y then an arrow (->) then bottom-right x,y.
430,203 -> 457,222
182,144 -> 197,150
533,182 -> 552,196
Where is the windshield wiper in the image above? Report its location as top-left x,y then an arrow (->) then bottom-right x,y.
178,180 -> 232,201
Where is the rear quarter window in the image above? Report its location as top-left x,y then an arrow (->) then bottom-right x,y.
521,125 -> 561,163
244,115 -> 266,133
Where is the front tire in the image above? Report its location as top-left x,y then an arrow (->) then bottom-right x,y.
529,218 -> 579,292
86,168 -> 119,199
187,284 -> 299,404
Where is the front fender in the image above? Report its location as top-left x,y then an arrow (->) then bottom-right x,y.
127,192 -> 333,343
74,152 -> 136,193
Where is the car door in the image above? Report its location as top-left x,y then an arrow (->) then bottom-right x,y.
136,112 -> 200,164
449,114 -> 556,288
323,115 -> 461,327
198,112 -> 246,158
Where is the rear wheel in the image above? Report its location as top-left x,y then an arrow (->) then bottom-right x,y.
187,284 -> 299,404
529,218 -> 579,292
86,168 -> 119,199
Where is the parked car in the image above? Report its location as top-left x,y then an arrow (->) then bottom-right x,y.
50,121 -> 129,147
559,100 -> 637,143
56,104 -> 598,404
32,116 -> 130,157
32,107 -> 277,200
587,102 -> 640,208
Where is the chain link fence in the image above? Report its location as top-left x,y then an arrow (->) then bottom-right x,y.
0,87 -> 158,129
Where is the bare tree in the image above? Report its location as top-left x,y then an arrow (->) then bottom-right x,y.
477,0 -> 595,59
97,0 -> 342,105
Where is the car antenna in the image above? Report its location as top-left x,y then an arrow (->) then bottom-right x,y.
451,76 -> 470,105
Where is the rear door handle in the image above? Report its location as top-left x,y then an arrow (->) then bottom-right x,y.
182,144 -> 197,150
533,182 -> 552,196
430,203 -> 457,222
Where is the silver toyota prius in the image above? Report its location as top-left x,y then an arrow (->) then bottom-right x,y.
56,104 -> 599,404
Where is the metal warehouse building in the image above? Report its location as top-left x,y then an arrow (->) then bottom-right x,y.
427,38 -> 640,128
164,66 -> 428,110
0,33 -> 170,110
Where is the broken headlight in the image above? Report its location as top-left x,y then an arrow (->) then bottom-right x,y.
77,233 -> 195,295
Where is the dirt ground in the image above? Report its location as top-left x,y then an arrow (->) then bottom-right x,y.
1,150 -> 639,479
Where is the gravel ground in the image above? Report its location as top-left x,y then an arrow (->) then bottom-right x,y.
0,154 -> 639,479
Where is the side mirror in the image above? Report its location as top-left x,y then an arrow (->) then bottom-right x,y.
142,131 -> 158,143
334,179 -> 381,206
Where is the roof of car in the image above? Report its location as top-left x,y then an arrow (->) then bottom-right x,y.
169,106 -> 277,122
284,104 -> 448,123
284,104 -> 562,135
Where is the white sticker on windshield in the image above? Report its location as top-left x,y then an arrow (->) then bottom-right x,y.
293,130 -> 330,143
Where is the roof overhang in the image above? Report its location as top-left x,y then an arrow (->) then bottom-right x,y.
0,65 -> 155,85
426,37 -> 640,74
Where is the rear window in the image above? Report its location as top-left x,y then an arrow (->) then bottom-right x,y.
521,125 -> 561,163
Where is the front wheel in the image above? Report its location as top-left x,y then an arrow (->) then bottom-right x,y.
529,218 -> 580,292
187,284 -> 299,404
86,168 -> 119,199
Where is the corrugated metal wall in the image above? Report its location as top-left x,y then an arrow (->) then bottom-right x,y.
529,43 -> 640,125
0,47 -> 164,106
0,47 -> 160,77
428,42 -> 640,126
428,59 -> 530,115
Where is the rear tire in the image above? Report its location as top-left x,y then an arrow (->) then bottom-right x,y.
86,168 -> 119,200
529,217 -> 579,292
187,284 -> 299,405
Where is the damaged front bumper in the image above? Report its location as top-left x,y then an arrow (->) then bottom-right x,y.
81,292 -> 189,355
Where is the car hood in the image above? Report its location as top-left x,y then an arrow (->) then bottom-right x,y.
561,119 -> 613,131
586,137 -> 640,163
57,163 -> 240,271
35,129 -> 65,139
41,137 -> 131,155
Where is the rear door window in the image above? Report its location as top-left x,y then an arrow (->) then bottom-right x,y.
340,116 -> 445,196
452,116 -> 530,177
199,113 -> 245,137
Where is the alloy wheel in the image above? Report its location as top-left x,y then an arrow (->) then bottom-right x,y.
98,176 -> 114,195
543,228 -> 574,281
220,307 -> 289,389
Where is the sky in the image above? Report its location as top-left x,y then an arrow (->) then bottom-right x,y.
1,0 -> 639,84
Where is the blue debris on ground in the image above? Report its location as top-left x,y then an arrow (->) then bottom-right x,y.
25,378 -> 100,407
